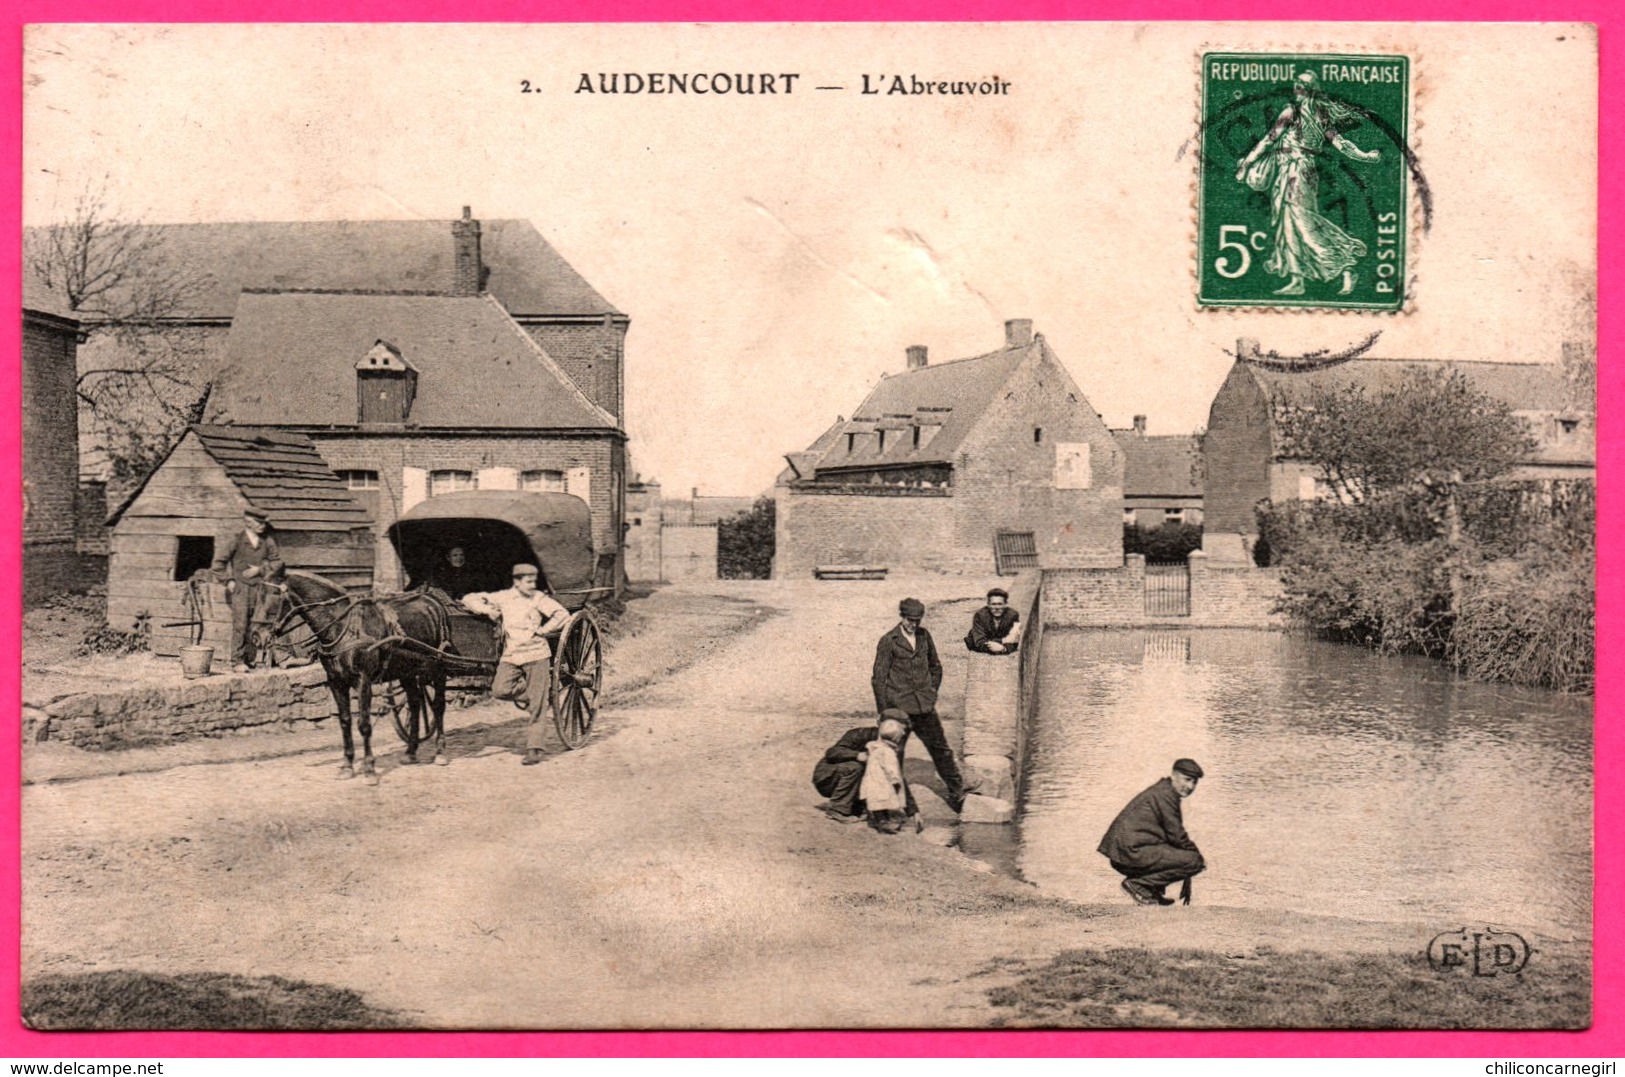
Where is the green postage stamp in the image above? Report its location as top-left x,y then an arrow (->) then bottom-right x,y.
1197,52 -> 1411,311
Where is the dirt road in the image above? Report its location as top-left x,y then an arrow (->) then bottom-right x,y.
21,580 -> 1483,1029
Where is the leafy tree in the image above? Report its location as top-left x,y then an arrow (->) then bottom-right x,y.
25,180 -> 214,487
717,497 -> 776,579
1276,367 -> 1535,503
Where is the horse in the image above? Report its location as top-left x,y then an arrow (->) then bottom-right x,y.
278,570 -> 455,782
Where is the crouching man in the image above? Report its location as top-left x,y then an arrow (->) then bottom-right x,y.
812,709 -> 915,832
1098,758 -> 1207,906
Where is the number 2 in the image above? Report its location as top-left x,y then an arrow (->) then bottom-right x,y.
521,80 -> 533,93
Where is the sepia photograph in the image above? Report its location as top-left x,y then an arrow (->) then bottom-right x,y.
15,21 -> 1599,1033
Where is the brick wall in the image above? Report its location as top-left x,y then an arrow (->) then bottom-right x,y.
309,433 -> 623,589
773,486 -> 974,577
1202,361 -> 1274,537
1041,556 -> 1147,626
1187,553 -> 1285,627
24,316 -> 80,549
519,319 -> 626,422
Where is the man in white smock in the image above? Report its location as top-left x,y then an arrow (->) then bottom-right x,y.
461,563 -> 570,766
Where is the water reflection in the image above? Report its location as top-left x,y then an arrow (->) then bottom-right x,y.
1020,628 -> 1592,939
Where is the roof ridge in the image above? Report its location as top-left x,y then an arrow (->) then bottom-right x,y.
889,342 -> 1030,376
1251,356 -> 1558,370
240,287 -> 476,298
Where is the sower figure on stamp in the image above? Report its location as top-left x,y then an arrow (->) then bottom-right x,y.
965,587 -> 1022,654
872,597 -> 966,814
812,709 -> 917,832
1098,758 -> 1207,906
1236,70 -> 1382,297
461,564 -> 569,766
212,508 -> 285,673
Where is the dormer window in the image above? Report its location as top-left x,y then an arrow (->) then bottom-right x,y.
356,340 -> 418,424
847,432 -> 858,454
877,429 -> 888,453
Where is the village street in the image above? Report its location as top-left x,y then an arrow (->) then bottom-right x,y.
22,580 -> 1504,1030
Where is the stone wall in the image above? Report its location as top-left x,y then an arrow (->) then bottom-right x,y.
661,524 -> 718,580
1187,552 -> 1286,627
24,665 -> 339,750
773,486 -> 972,577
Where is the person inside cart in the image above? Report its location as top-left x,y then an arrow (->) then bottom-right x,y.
461,563 -> 570,767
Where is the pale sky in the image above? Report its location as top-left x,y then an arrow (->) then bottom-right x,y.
23,23 -> 1597,496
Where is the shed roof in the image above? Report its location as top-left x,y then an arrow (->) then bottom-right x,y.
21,217 -> 619,320
108,425 -> 373,531
208,291 -> 619,431
804,339 -> 1037,472
1118,434 -> 1202,498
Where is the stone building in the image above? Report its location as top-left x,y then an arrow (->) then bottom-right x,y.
775,320 -> 1125,577
1202,339 -> 1596,556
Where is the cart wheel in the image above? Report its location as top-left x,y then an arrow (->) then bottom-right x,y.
378,683 -> 418,751
551,610 -> 602,750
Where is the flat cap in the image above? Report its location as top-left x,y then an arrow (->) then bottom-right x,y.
511,563 -> 540,578
243,507 -> 270,522
1172,758 -> 1205,779
899,597 -> 926,618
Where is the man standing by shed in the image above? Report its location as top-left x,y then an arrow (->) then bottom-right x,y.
872,597 -> 966,813
1098,758 -> 1207,906
213,508 -> 284,673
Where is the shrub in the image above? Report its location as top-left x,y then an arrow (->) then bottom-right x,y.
1452,555 -> 1594,693
1123,522 -> 1203,562
717,497 -> 775,579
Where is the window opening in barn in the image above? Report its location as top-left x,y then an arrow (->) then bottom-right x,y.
847,432 -> 858,454
912,426 -> 921,448
1165,508 -> 1186,525
520,469 -> 567,493
429,470 -> 477,497
877,429 -> 888,453
340,470 -> 379,489
1034,427 -> 1043,444
1557,418 -> 1580,435
173,535 -> 215,582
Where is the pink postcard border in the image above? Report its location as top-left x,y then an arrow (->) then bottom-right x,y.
2,0 -> 1617,1059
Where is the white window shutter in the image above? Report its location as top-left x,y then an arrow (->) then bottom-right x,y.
479,467 -> 519,491
566,467 -> 592,502
402,467 -> 428,511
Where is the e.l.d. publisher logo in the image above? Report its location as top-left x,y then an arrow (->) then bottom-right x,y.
1427,926 -> 1533,976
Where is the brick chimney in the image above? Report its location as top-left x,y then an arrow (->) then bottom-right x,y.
906,345 -> 929,371
1236,337 -> 1261,362
1132,415 -> 1147,435
1005,319 -> 1034,347
452,206 -> 483,296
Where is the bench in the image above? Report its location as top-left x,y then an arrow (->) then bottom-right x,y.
813,564 -> 889,581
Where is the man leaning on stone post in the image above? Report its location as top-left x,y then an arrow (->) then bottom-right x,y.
872,597 -> 966,814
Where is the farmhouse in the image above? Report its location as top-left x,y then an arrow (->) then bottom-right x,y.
774,320 -> 1124,577
206,287 -> 624,590
1113,416 -> 1204,529
104,426 -> 374,656
1202,339 -> 1596,555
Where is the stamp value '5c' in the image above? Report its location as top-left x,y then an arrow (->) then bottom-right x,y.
1197,52 -> 1411,311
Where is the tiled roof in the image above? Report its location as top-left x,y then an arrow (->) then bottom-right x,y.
1247,358 -> 1578,414
1118,434 -> 1202,498
1245,358 -> 1594,466
21,218 -> 619,320
806,340 -> 1035,472
108,425 -> 372,531
207,291 -> 619,431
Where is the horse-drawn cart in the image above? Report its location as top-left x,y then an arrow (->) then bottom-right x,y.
384,491 -> 611,749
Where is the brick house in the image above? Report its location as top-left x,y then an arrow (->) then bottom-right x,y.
1113,416 -> 1204,528
21,298 -> 88,605
1203,339 -> 1596,555
774,320 -> 1124,577
24,209 -> 628,495
206,288 -> 625,589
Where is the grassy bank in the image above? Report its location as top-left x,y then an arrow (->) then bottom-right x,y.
22,971 -> 413,1030
986,946 -> 1589,1029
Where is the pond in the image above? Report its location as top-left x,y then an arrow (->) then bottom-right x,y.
1011,629 -> 1592,941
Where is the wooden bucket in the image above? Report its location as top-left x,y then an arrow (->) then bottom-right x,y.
179,644 -> 215,679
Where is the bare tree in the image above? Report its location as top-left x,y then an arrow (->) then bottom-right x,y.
25,179 -> 215,486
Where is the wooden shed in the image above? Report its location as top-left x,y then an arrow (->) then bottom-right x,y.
106,425 -> 375,657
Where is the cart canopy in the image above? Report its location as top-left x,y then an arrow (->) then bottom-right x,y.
385,491 -> 598,606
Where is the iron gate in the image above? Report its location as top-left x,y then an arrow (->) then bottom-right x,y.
1145,562 -> 1191,617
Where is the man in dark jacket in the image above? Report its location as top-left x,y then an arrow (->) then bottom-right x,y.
212,508 -> 285,673
965,587 -> 1021,654
872,597 -> 966,813
812,710 -> 913,825
1098,758 -> 1207,906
